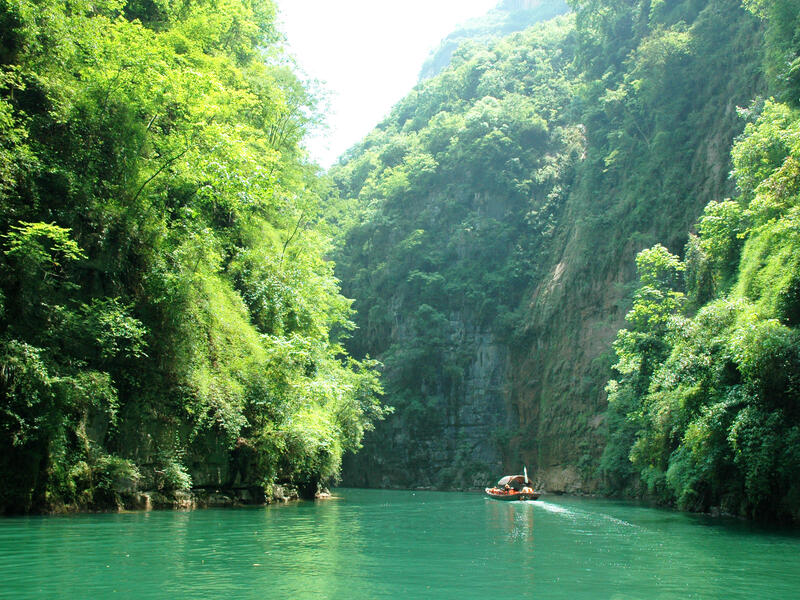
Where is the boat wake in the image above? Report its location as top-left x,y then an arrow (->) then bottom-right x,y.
529,501 -> 575,517
600,514 -> 638,528
529,501 -> 639,529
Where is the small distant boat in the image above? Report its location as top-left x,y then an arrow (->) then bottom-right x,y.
485,467 -> 540,501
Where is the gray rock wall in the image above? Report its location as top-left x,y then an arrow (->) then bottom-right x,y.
342,312 -> 509,490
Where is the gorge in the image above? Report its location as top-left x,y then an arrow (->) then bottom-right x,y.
1,0 -> 799,523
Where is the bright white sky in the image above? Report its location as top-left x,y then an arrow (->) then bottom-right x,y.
277,0 -> 498,168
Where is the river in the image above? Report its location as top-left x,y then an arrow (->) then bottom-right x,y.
1,489 -> 799,599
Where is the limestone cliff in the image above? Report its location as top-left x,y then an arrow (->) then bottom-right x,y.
343,313 -> 508,489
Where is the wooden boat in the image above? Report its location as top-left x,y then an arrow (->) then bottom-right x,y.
485,468 -> 540,501
484,487 -> 540,501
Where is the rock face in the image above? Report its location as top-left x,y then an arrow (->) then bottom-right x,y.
343,316 -> 508,490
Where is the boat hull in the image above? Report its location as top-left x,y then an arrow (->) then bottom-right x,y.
484,488 -> 540,501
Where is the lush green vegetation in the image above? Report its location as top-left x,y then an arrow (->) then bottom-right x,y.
0,0 -> 386,513
3,0 -> 798,521
601,2 -> 800,521
333,0 -> 798,520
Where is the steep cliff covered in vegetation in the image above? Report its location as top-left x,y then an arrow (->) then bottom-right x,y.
331,0 -> 771,496
601,1 -> 800,522
0,0 -> 386,513
332,15 -> 580,488
509,0 -> 765,493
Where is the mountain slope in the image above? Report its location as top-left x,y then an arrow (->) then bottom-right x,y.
331,0 -> 765,493
418,0 -> 570,81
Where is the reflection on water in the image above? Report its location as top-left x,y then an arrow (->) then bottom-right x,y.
486,498 -> 536,542
1,490 -> 799,599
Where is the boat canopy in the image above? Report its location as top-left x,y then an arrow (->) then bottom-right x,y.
496,475 -> 530,490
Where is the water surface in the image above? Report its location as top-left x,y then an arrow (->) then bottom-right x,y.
1,489 -> 799,599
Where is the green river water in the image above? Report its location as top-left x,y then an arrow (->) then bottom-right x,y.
1,489 -> 799,599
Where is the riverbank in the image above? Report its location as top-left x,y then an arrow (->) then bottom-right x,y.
35,485 -> 334,515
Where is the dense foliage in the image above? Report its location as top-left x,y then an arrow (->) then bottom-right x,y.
0,0 -> 386,513
335,13 -> 578,361
511,0 -> 764,485
601,2 -> 800,521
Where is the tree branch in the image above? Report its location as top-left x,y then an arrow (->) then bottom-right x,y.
131,147 -> 189,204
